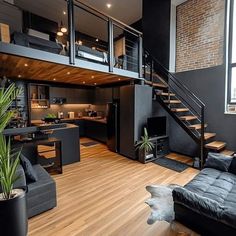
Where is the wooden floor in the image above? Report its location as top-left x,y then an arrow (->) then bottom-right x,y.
29,138 -> 199,236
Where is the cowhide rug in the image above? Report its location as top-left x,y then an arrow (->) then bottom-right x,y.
145,184 -> 179,224
145,184 -> 199,236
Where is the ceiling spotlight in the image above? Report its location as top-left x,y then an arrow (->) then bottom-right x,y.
94,83 -> 97,85
83,81 -> 86,84
91,76 -> 95,79
63,11 -> 66,15
18,75 -> 22,78
118,78 -> 121,81
67,72 -> 71,75
96,38 -> 99,42
53,78 -> 56,81
24,63 -> 28,67
106,3 -> 112,8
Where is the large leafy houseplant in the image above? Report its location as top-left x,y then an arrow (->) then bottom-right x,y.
0,82 -> 28,236
0,83 -> 22,199
135,128 -> 155,163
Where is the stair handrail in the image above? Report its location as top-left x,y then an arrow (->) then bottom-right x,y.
144,50 -> 205,109
144,50 -> 206,168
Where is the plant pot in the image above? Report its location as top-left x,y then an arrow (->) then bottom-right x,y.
138,149 -> 154,163
0,189 -> 28,236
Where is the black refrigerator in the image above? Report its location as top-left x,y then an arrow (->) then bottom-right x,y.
107,100 -> 120,153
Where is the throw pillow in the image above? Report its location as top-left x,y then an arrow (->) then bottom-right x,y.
229,157 -> 236,175
20,154 -> 38,183
204,152 -> 233,172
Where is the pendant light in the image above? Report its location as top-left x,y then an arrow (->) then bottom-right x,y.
57,21 -> 63,36
60,21 -> 67,33
57,31 -> 63,36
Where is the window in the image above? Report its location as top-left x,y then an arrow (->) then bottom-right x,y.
228,0 -> 236,103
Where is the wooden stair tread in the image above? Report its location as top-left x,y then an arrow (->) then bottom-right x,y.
220,150 -> 235,156
157,92 -> 175,96
204,133 -> 216,140
164,100 -> 181,104
171,108 -> 189,112
180,115 -> 198,121
152,82 -> 168,88
189,124 -> 207,130
144,80 -> 168,88
205,141 -> 226,150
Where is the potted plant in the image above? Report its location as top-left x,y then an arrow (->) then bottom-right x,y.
135,127 -> 155,163
0,82 -> 28,236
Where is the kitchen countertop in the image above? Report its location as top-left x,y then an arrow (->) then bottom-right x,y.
3,123 -> 78,136
31,116 -> 107,125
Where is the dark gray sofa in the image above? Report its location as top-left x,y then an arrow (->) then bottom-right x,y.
13,163 -> 57,218
173,154 -> 236,236
0,163 -> 56,218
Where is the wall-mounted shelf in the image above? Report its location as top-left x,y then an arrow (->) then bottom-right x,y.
29,84 -> 50,109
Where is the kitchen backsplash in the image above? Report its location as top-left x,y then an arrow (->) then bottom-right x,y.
31,104 -> 107,120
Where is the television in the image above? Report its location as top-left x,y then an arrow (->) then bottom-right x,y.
147,116 -> 166,137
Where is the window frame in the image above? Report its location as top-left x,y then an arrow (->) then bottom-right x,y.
228,0 -> 236,104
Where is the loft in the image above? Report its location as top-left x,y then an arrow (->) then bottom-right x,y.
0,0 -> 143,87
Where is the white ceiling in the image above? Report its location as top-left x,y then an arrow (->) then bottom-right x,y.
14,0 -> 142,40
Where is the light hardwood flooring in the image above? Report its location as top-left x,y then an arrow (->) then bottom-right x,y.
29,138 -> 199,236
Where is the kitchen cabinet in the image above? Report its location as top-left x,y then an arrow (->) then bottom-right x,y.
50,87 -> 93,104
60,119 -> 85,137
120,85 -> 152,160
112,87 -> 120,100
84,120 -> 107,143
29,84 -> 50,109
94,88 -> 112,104
74,120 -> 85,137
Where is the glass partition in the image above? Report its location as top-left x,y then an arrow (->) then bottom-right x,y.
113,24 -> 139,73
1,0 -> 69,57
74,3 -> 109,65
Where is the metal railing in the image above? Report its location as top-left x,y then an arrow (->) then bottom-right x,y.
144,50 -> 206,168
71,0 -> 143,76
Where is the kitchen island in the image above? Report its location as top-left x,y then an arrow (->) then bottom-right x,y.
31,116 -> 107,143
4,123 -> 80,166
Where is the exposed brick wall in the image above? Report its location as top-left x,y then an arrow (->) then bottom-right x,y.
176,0 -> 225,72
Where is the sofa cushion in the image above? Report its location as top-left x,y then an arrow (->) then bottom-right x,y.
204,152 -> 233,172
14,164 -> 27,188
173,168 -> 236,229
20,154 -> 38,183
229,157 -> 236,175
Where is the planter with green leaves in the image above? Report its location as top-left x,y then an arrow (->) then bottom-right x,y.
135,128 -> 155,163
0,83 -> 28,236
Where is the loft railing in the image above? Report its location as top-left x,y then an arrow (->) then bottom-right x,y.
70,0 -> 143,76
144,50 -> 206,168
0,0 -> 143,77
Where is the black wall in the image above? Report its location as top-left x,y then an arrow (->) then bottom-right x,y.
169,65 -> 236,156
143,0 -> 171,69
0,0 -> 22,33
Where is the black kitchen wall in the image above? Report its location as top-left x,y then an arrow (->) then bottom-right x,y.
0,0 -> 22,33
143,0 -> 171,69
169,65 -> 236,156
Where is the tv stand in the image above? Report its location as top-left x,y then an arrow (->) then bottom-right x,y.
139,136 -> 169,163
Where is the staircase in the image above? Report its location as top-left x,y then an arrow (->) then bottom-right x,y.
143,51 -> 234,168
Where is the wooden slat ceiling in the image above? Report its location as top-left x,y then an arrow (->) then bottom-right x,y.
0,53 -> 132,86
